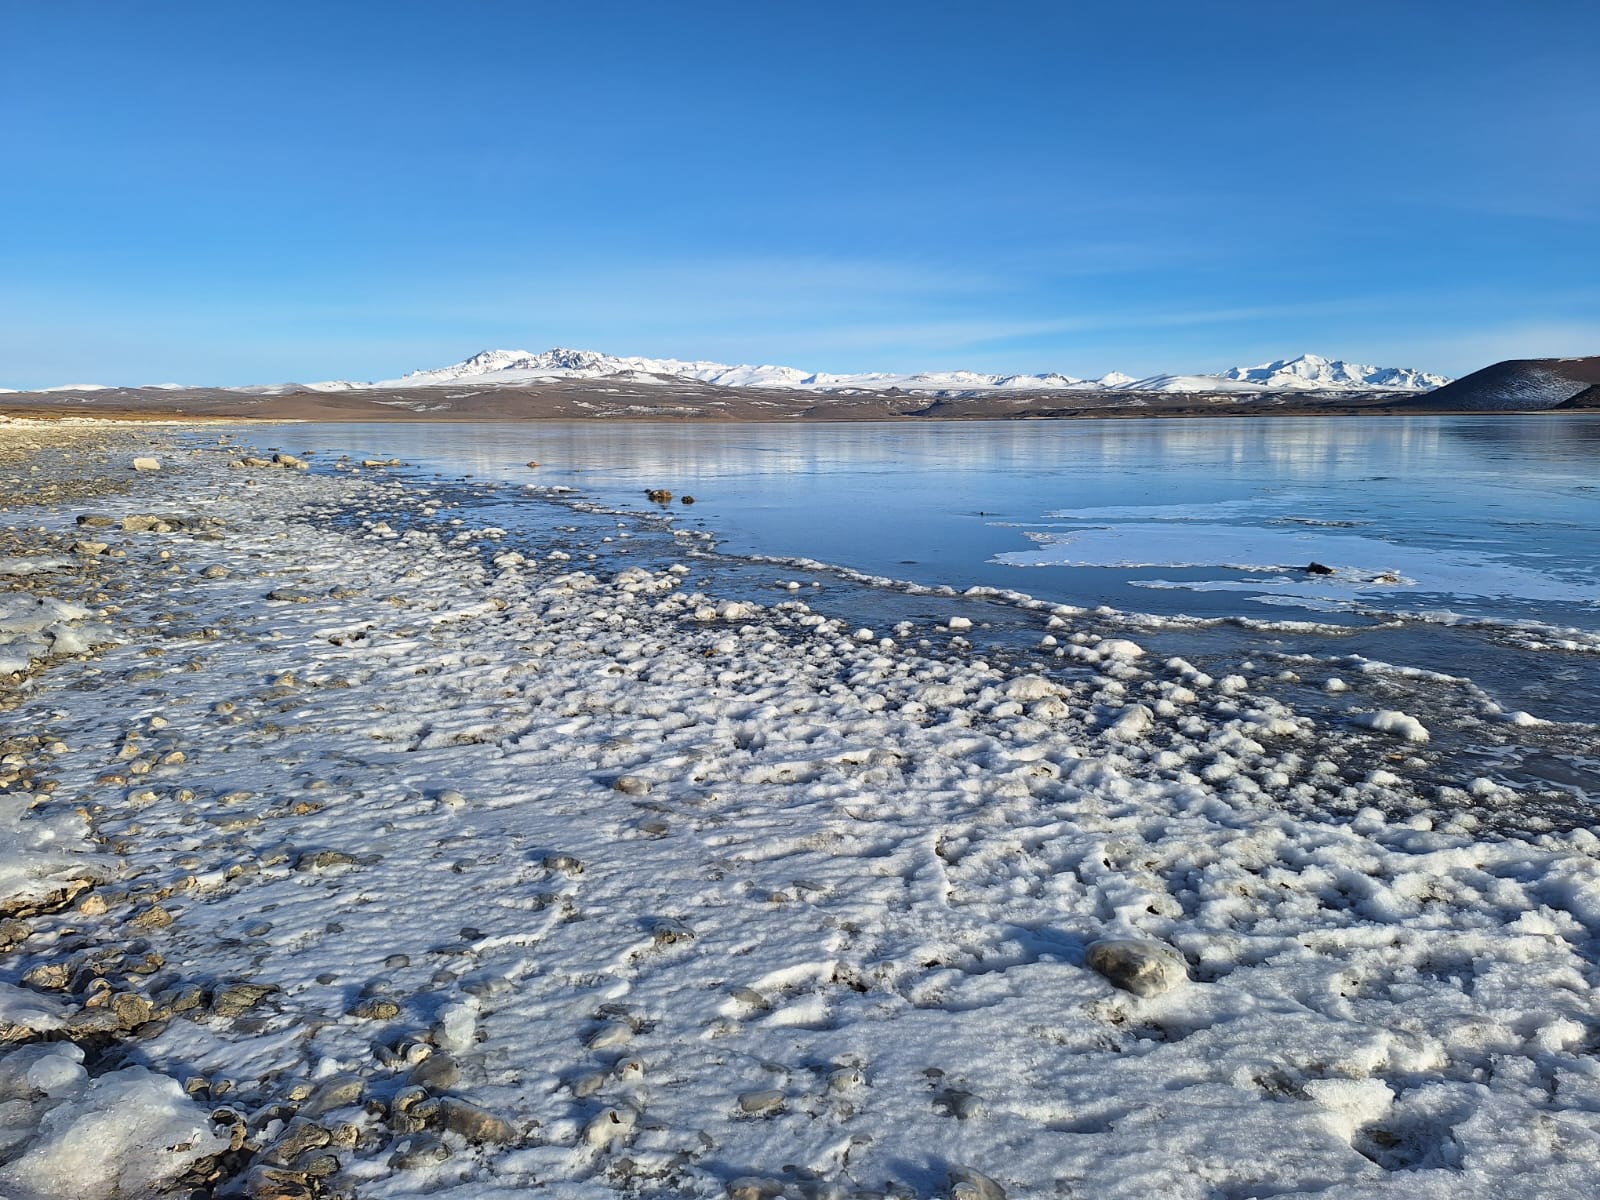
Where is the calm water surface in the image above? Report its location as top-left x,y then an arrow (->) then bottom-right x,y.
278,415 -> 1600,634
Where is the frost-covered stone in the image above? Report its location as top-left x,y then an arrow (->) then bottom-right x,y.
0,1066 -> 228,1200
0,982 -> 71,1043
1086,938 -> 1189,998
437,1097 -> 517,1144
582,1104 -> 635,1148
1360,708 -> 1430,742
407,1052 -> 459,1090
390,1133 -> 451,1169
949,1165 -> 1007,1200
586,1021 -> 633,1050
304,1074 -> 363,1115
736,1087 -> 785,1116
210,982 -> 277,1019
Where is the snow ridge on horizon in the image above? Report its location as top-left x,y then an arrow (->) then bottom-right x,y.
346,347 -> 1450,395
6,349 -> 1452,394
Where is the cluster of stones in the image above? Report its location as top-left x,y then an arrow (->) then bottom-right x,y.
74,509 -> 226,548
230,453 -> 310,471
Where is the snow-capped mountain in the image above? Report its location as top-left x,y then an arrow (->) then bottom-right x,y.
1216,354 -> 1450,392
347,348 -> 1446,395
7,350 -> 1449,395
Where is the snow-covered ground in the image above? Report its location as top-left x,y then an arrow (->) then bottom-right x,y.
1,432 -> 1597,1199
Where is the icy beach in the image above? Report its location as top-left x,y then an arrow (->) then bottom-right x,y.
2,424 -> 1599,1200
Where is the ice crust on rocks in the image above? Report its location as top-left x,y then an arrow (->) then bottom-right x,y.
1359,708 -> 1431,743
0,437 -> 1596,1199
0,1052 -> 227,1200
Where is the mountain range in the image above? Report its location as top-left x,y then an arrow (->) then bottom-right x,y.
296,348 -> 1447,396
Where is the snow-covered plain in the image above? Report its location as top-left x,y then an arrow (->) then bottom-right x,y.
1,433 -> 1597,1199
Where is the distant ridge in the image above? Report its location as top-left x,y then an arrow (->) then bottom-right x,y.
326,348 -> 1449,397
1399,356 -> 1600,411
2,349 -> 1453,397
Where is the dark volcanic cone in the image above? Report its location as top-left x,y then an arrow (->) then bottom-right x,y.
1398,356 -> 1600,412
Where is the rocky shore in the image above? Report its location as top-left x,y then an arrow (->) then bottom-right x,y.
1,424 -> 1598,1200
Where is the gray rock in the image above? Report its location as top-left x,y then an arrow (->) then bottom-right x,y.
437,1098 -> 517,1144
295,849 -> 359,872
1085,937 -> 1188,998
347,997 -> 401,1021
934,1087 -> 985,1120
300,1153 -> 340,1178
266,1118 -> 332,1164
652,918 -> 695,947
211,981 -> 278,1018
828,1066 -> 865,1092
728,986 -> 770,1012
949,1165 -> 1007,1200
726,1179 -> 786,1200
407,1052 -> 459,1091
53,1007 -> 117,1037
586,1021 -> 633,1050
241,1164 -> 315,1199
110,991 -> 155,1029
390,1134 -> 451,1170
736,1088 -> 785,1116
304,1074 -> 364,1115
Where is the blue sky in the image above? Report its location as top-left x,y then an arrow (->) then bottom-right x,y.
2,0 -> 1596,387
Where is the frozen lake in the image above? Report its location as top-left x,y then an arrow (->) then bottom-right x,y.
243,414 -> 1600,806
267,414 -> 1600,636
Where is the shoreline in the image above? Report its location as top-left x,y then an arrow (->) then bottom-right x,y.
7,391 -> 1596,427
1,431 -> 1598,1198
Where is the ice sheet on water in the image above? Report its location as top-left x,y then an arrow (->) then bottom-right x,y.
1000,522 -> 1597,603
